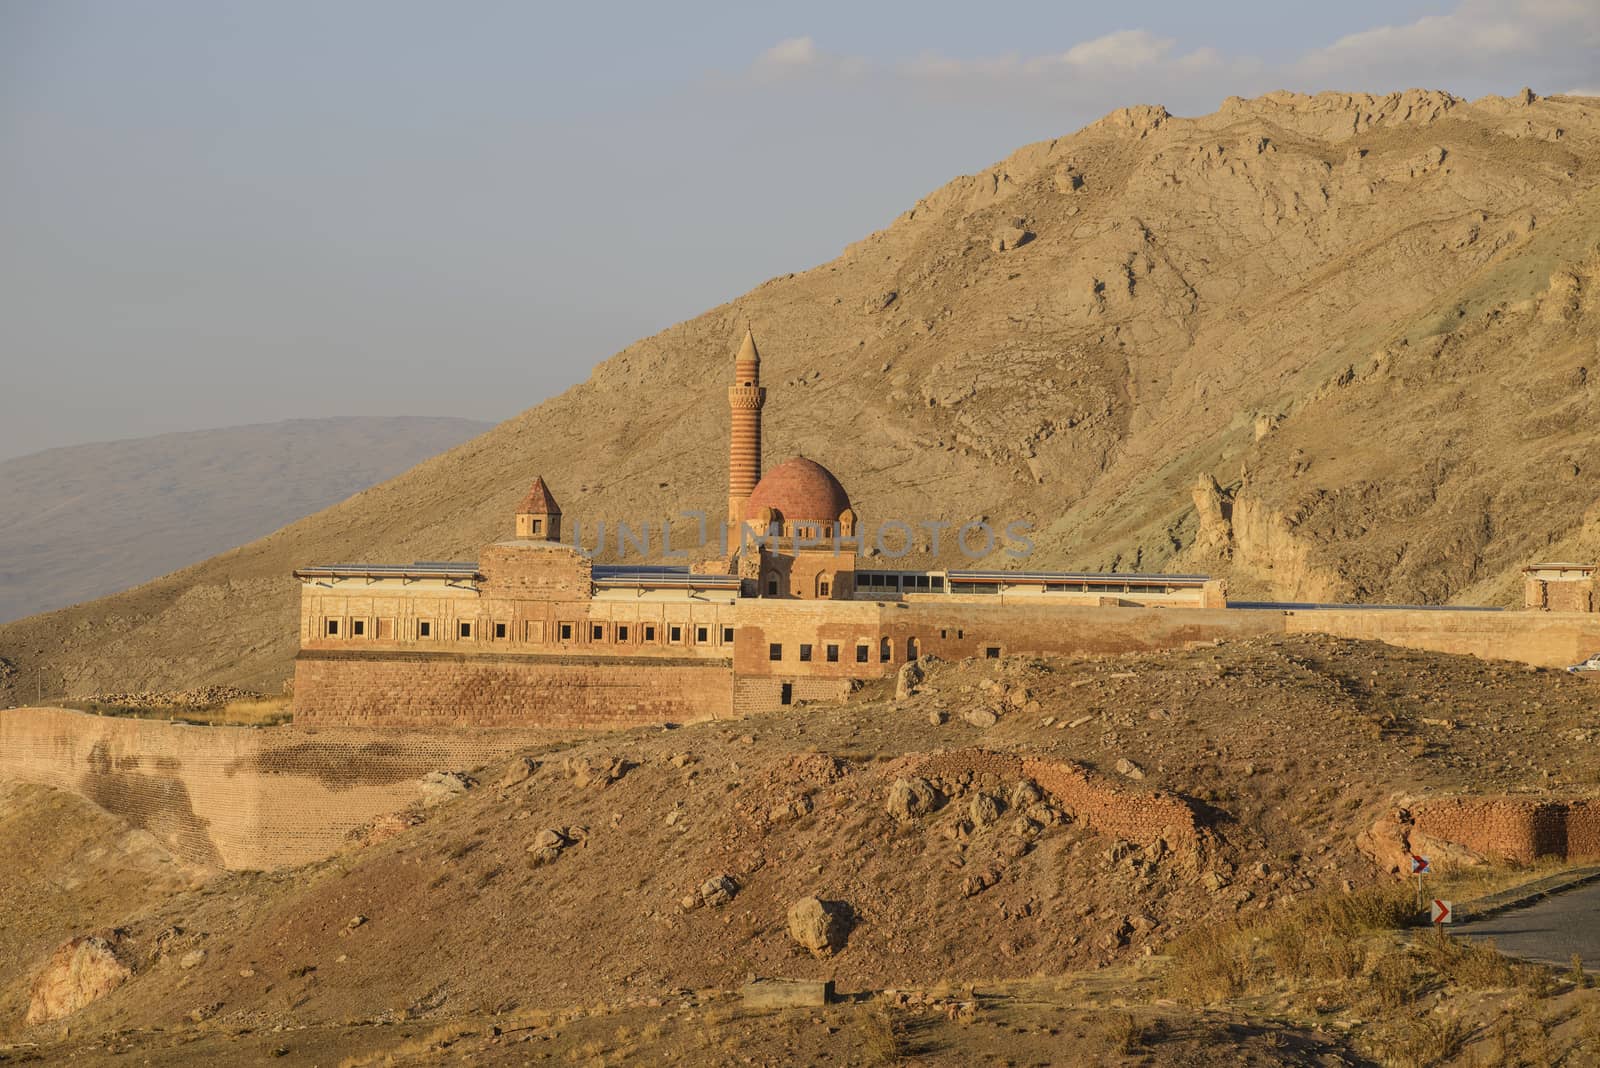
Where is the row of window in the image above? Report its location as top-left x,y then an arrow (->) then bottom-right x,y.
323,617 -> 734,647
856,573 -> 944,591
323,616 -> 1007,662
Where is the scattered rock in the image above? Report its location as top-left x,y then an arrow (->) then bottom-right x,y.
699,874 -> 738,908
885,777 -> 940,822
962,867 -> 1002,897
968,793 -> 1003,829
963,708 -> 999,729
991,227 -> 1034,252
179,949 -> 206,971
1114,758 -> 1145,781
498,757 -> 537,788
564,756 -> 630,788
895,660 -> 925,700
419,771 -> 476,808
527,828 -> 571,866
928,709 -> 948,726
787,897 -> 849,958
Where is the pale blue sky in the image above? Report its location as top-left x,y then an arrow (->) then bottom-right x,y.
2,1 -> 1596,461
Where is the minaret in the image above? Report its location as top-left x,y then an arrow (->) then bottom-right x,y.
727,328 -> 766,527
514,476 -> 562,541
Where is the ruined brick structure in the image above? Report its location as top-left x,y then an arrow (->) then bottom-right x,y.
1413,796 -> 1600,864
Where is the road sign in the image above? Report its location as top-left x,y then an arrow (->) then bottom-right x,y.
1432,899 -> 1453,925
1411,855 -> 1431,875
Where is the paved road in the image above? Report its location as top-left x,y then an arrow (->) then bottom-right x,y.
1453,880 -> 1600,968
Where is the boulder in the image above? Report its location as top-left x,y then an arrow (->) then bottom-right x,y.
497,757 -> 537,789
968,793 -> 1003,829
991,227 -> 1034,252
26,934 -> 132,1024
699,874 -> 739,908
1114,758 -> 1145,781
963,707 -> 999,729
885,777 -> 939,822
895,660 -> 925,700
787,897 -> 849,958
419,771 -> 475,808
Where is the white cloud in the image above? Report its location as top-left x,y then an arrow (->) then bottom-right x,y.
1056,30 -> 1174,72
759,36 -> 818,70
738,3 -> 1599,107
749,36 -> 867,83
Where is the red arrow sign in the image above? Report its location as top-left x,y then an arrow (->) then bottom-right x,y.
1411,855 -> 1431,875
1432,899 -> 1453,924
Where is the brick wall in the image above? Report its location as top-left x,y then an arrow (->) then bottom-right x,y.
0,707 -> 533,870
902,748 -> 1203,860
731,676 -> 854,715
294,650 -> 733,728
1284,609 -> 1600,669
1414,796 -> 1600,863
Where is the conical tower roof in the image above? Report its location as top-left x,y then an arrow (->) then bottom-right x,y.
517,476 -> 561,515
736,327 -> 760,364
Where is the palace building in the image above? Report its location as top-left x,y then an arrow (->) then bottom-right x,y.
290,330 -> 1233,730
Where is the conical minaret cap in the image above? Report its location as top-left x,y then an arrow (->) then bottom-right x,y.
736,327 -> 760,365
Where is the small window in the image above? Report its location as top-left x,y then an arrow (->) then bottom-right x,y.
351,619 -> 365,637
559,623 -> 573,642
819,580 -> 831,597
986,646 -> 1001,659
592,623 -> 605,641
940,629 -> 947,639
670,625 -> 683,643
769,643 -> 782,661
826,644 -> 839,663
780,682 -> 793,705
617,624 -> 629,642
957,629 -> 964,639
765,577 -> 779,596
696,625 -> 709,644
494,622 -> 507,640
932,576 -> 945,590
722,626 -> 734,644
644,624 -> 656,642
531,518 -> 542,534
459,621 -> 472,639
325,619 -> 340,636
418,620 -> 432,638
799,644 -> 812,662
376,618 -> 395,640
856,644 -> 869,663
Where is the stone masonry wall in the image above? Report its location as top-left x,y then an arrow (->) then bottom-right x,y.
0,707 -> 534,870
904,749 -> 1202,860
294,650 -> 733,728
1414,796 -> 1600,863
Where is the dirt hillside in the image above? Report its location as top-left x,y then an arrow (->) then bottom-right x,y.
7,636 -> 1600,1063
2,88 -> 1598,699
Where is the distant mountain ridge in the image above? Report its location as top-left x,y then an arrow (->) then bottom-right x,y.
2,88 -> 1600,701
0,417 -> 491,622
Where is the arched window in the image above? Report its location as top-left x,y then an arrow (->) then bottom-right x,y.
880,636 -> 892,663
907,636 -> 920,660
817,572 -> 832,598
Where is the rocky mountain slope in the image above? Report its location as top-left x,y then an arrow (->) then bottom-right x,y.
2,88 -> 1598,699
0,417 -> 490,624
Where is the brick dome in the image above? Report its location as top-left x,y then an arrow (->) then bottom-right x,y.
746,457 -> 851,523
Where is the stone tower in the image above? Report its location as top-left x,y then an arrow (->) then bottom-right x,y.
727,328 -> 766,528
514,476 -> 562,541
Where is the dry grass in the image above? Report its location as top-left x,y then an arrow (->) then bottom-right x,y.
204,696 -> 293,726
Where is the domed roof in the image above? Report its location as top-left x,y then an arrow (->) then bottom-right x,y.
746,457 -> 851,523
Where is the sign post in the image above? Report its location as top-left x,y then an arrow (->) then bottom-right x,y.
1431,899 -> 1453,927
1411,854 -> 1431,910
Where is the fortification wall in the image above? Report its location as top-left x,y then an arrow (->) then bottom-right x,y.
904,749 -> 1202,859
1283,609 -> 1600,669
1413,796 -> 1600,863
293,650 -> 733,728
0,707 -> 532,870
